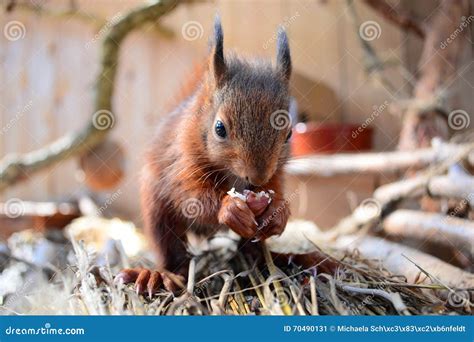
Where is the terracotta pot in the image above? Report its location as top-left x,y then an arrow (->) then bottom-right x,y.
79,139 -> 125,191
290,122 -> 373,157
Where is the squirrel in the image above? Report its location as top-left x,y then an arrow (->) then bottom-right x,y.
116,17 -> 293,296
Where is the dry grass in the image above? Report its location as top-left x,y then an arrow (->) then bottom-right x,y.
0,217 -> 470,316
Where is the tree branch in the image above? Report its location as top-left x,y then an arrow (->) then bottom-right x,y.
383,209 -> 474,255
324,142 -> 474,236
285,142 -> 474,177
335,235 -> 474,289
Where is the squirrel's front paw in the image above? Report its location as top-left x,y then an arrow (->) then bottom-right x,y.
218,195 -> 258,238
115,268 -> 185,297
256,197 -> 290,239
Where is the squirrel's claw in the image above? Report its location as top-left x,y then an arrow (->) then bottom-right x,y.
255,197 -> 290,240
135,269 -> 151,295
115,268 -> 183,297
114,268 -> 141,284
148,271 -> 163,298
218,195 -> 258,238
162,272 -> 186,294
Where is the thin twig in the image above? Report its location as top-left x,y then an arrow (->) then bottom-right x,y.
340,284 -> 410,315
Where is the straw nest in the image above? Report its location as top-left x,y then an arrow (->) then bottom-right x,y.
0,217 -> 471,316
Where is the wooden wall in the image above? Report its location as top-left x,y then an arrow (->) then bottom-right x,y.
1,0 -> 472,226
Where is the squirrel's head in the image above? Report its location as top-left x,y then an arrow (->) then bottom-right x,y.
203,16 -> 293,187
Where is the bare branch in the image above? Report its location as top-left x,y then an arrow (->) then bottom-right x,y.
285,142 -> 474,177
383,209 -> 474,255
335,235 -> 474,289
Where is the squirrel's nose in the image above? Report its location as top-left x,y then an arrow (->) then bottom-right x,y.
245,174 -> 267,187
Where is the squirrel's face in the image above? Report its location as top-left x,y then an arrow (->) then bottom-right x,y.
204,17 -> 292,187
206,67 -> 292,186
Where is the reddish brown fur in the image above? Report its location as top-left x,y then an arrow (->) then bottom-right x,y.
140,65 -> 290,276
118,18 -> 293,294
165,59 -> 208,113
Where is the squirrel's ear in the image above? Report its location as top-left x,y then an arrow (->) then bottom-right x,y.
211,15 -> 226,87
276,28 -> 291,81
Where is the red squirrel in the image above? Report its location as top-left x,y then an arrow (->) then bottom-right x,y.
116,17 -> 293,295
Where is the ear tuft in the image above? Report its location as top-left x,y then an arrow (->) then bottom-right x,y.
211,15 -> 226,86
276,28 -> 291,81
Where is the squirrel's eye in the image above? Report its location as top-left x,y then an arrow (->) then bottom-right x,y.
285,129 -> 292,142
215,120 -> 227,138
